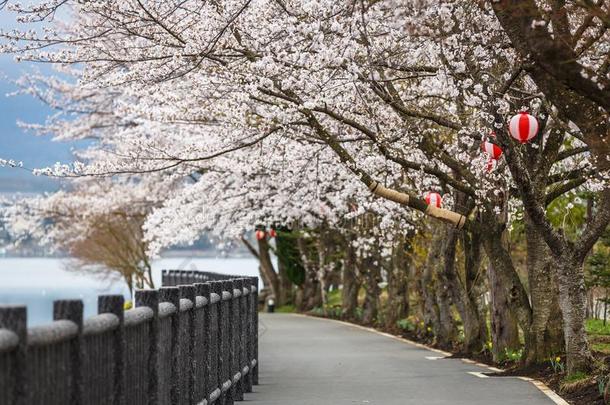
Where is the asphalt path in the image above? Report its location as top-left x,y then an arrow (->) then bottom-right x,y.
245,313 -> 558,405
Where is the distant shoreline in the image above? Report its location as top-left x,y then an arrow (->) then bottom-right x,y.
0,250 -> 255,259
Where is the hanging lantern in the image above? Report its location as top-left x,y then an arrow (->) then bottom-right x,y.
269,229 -> 277,238
481,140 -> 503,160
255,230 -> 266,241
508,112 -> 539,144
485,157 -> 498,173
424,192 -> 442,208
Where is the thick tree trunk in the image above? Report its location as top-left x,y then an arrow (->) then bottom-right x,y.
482,218 -> 535,360
296,235 -> 322,311
488,262 -> 520,362
525,217 -> 564,365
440,226 -> 486,354
277,257 -> 293,306
421,263 -> 440,339
341,235 -> 360,320
556,253 -> 593,374
385,241 -> 410,330
361,256 -> 381,325
257,237 -> 281,304
317,227 -> 334,315
434,278 -> 457,349
425,227 -> 457,348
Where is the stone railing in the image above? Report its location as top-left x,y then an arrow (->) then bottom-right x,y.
0,270 -> 259,405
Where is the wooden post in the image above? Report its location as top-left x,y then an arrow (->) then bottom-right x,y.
195,282 -> 211,403
0,305 -> 27,405
135,289 -> 159,405
159,287 -> 180,404
250,277 -> 259,385
98,295 -> 126,405
179,285 -> 196,405
233,278 -> 244,401
222,280 -> 235,405
53,300 -> 84,405
243,279 -> 253,393
211,281 -> 226,405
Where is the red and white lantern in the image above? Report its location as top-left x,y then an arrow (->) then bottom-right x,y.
424,192 -> 442,208
255,230 -> 266,241
481,140 -> 502,160
269,229 -> 277,238
508,112 -> 539,144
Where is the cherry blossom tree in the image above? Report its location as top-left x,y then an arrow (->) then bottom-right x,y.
1,0 -> 608,373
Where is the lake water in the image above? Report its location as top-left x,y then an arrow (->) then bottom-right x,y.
0,257 -> 261,326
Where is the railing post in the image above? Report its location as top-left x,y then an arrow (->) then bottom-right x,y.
211,281 -> 226,405
194,282 -> 211,404
179,285 -> 196,405
222,280 -> 235,405
161,270 -> 168,286
0,305 -> 27,405
135,289 -> 159,405
233,278 -> 244,401
159,286 -> 181,405
250,277 -> 259,385
53,299 -> 84,405
242,279 -> 253,394
98,295 -> 126,405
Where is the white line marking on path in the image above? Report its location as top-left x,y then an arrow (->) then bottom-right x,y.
468,371 -> 490,379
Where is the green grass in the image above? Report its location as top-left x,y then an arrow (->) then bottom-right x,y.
275,305 -> 296,313
591,342 -> 610,354
327,288 -> 341,307
586,319 -> 610,354
586,319 -> 610,335
563,371 -> 590,384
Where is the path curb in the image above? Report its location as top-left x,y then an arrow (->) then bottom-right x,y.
294,313 -> 570,405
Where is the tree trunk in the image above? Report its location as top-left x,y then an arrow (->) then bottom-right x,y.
385,241 -> 410,330
341,235 -> 360,320
556,253 -> 593,374
440,226 -> 486,354
296,235 -> 323,311
257,237 -> 281,304
421,262 -> 440,339
317,227 -> 334,315
277,257 -> 293,306
524,217 -> 564,365
426,227 -> 457,348
482,217 -> 535,360
361,255 -> 381,325
488,262 -> 520,362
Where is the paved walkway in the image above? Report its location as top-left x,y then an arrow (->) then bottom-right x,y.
246,313 -> 557,405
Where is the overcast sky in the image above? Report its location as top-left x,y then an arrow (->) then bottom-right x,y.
0,9 -> 78,194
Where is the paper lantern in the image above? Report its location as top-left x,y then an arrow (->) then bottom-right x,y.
269,229 -> 277,238
509,112 -> 539,143
481,140 -> 502,160
255,230 -> 266,240
424,192 -> 442,208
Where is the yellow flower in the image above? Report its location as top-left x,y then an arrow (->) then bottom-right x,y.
124,300 -> 133,310
555,356 -> 561,363
427,326 -> 432,332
